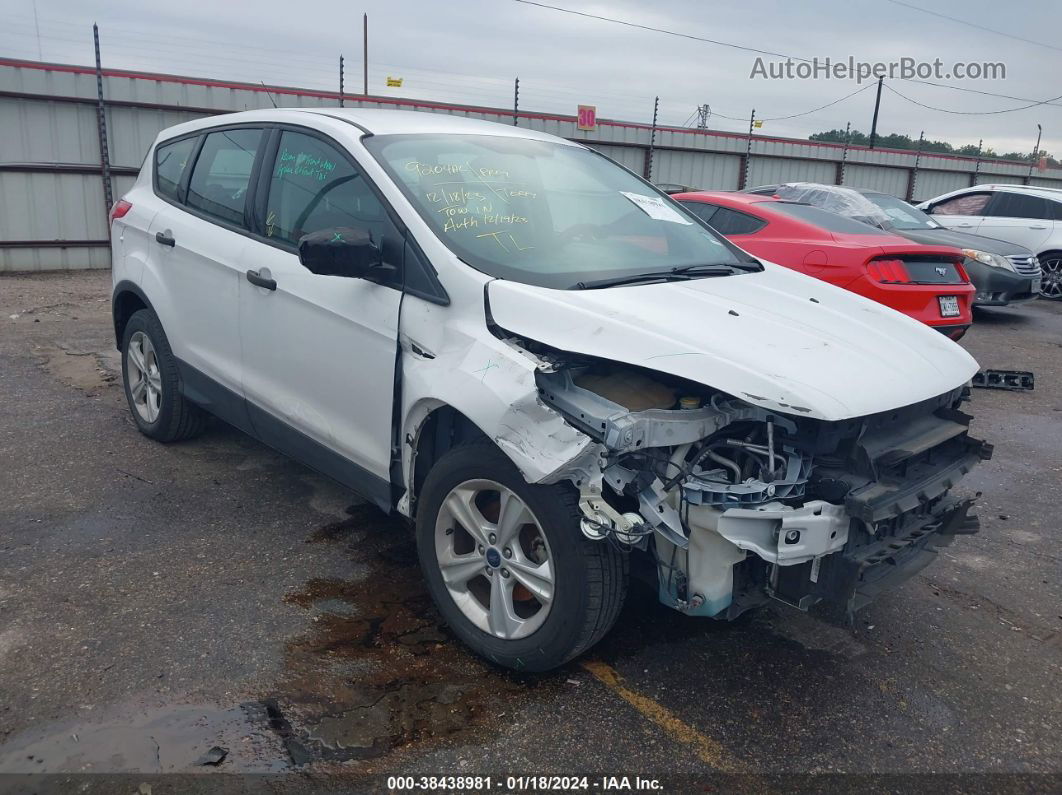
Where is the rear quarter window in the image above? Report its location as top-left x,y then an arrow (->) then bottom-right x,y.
154,137 -> 197,201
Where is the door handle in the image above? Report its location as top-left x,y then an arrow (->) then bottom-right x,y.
155,231 -> 175,247
245,269 -> 277,291
1029,224 -> 1047,229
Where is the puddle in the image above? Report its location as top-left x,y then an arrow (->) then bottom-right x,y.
0,703 -> 288,774
270,506 -> 557,764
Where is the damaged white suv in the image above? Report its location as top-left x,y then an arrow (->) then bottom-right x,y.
111,109 -> 991,671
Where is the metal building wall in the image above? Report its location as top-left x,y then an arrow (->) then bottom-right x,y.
6,57 -> 1062,271
747,156 -> 835,188
910,170 -> 972,203
653,150 -> 741,190
585,143 -> 646,175
842,164 -> 909,197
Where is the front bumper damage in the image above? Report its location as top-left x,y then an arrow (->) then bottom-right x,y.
533,359 -> 992,620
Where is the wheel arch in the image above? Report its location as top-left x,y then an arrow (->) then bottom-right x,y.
112,280 -> 157,351
404,401 -> 491,518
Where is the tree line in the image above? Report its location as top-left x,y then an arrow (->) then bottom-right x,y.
808,128 -> 1056,167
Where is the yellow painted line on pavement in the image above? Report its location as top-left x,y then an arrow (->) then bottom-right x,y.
580,659 -> 748,774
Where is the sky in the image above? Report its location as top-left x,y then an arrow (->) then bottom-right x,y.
2,0 -> 1061,157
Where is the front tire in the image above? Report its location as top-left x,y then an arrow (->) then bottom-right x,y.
416,442 -> 627,672
121,309 -> 206,442
1038,252 -> 1062,300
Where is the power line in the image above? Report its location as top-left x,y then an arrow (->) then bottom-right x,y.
760,83 -> 875,121
901,78 -> 1062,109
884,82 -> 1062,115
884,0 -> 1062,53
511,0 -> 809,62
512,0 -> 1062,111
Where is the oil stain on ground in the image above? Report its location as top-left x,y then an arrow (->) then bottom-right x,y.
271,504 -> 559,766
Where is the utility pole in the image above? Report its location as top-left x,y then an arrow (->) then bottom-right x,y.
513,77 -> 519,126
696,103 -> 710,129
92,23 -> 113,213
869,76 -> 883,149
972,138 -> 983,186
908,130 -> 925,201
362,13 -> 368,96
339,55 -> 344,107
646,96 -> 660,182
1028,123 -> 1043,182
741,108 -> 756,190
838,121 -> 852,185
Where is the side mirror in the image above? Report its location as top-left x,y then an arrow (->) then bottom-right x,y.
297,226 -> 382,278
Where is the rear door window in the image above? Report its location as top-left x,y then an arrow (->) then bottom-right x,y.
186,128 -> 263,226
929,192 -> 992,216
984,192 -> 1050,220
154,136 -> 197,202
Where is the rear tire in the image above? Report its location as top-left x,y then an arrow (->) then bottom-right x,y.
121,309 -> 206,442
416,442 -> 627,672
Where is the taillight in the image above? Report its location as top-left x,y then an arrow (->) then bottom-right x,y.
955,261 -> 971,283
866,258 -> 911,283
109,199 -> 132,224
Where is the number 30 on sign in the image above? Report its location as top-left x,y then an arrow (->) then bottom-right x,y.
577,104 -> 597,131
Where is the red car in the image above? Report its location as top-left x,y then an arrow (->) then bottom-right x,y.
673,191 -> 974,338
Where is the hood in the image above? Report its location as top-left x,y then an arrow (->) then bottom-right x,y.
486,263 -> 979,422
887,226 -> 1033,256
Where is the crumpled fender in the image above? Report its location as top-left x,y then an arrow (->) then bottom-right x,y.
397,323 -> 594,516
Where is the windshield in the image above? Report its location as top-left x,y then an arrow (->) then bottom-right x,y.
862,193 -> 942,230
364,133 -> 752,289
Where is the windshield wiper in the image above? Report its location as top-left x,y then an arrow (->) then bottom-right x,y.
574,264 -> 737,290
672,262 -> 762,274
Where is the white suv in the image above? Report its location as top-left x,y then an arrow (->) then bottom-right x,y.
917,184 -> 1062,299
111,109 -> 989,670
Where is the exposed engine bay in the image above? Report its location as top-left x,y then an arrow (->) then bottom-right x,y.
518,341 -> 993,619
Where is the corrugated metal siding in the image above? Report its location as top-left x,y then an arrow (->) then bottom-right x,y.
0,245 -> 110,271
0,97 -> 100,165
911,170 -> 970,202
973,173 -> 1013,186
747,156 -> 834,188
8,59 -> 1062,270
653,150 -> 740,190
1028,176 -> 1062,189
0,171 -> 108,241
585,143 -> 645,174
842,164 -> 908,197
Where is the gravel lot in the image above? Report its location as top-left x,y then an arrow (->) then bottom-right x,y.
1,270 -> 1060,790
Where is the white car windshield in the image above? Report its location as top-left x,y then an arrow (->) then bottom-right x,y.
364,133 -> 755,289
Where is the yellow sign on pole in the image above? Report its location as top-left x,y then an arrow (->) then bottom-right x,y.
752,120 -> 763,128
386,76 -> 403,87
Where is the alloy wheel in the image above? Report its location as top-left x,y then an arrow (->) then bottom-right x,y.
1040,255 -> 1062,300
434,479 -> 554,640
126,331 -> 163,423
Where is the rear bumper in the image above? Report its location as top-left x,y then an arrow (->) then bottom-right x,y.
934,323 -> 970,341
844,275 -> 975,329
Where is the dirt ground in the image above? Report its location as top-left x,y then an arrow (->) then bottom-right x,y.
1,270 -> 1060,791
